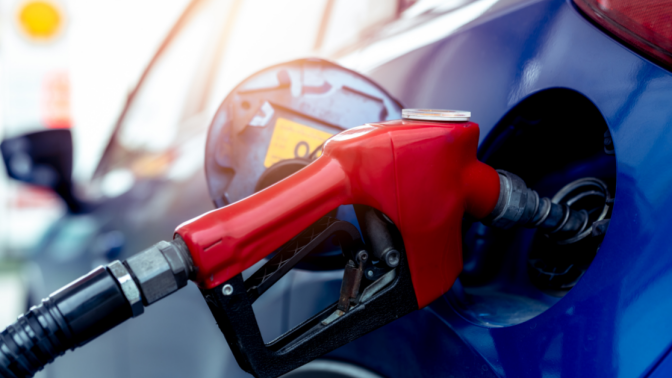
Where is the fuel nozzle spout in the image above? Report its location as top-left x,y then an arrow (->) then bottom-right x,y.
483,170 -> 590,243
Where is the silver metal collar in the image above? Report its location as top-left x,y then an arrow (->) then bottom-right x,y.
402,109 -> 470,122
108,260 -> 144,317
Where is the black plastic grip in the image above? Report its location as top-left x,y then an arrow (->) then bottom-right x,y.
200,217 -> 418,378
0,266 -> 132,378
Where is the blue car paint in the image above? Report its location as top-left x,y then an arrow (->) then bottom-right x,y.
292,0 -> 672,376
25,0 -> 672,376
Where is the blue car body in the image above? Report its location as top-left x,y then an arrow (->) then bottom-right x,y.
324,0 -> 672,377
28,0 -> 672,377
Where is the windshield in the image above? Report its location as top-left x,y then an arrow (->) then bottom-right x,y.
93,0 -> 406,196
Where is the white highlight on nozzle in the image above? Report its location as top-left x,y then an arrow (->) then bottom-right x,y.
402,109 -> 471,122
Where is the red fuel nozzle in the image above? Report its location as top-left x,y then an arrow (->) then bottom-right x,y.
176,117 -> 500,308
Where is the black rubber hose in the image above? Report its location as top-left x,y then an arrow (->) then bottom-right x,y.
0,266 -> 132,378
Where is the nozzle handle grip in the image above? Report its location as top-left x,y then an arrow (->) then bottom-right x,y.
177,156 -> 348,289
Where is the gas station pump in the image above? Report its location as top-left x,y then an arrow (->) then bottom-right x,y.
0,60 -> 609,378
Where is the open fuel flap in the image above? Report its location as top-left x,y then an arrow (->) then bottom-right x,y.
204,58 -> 402,270
205,58 -> 401,206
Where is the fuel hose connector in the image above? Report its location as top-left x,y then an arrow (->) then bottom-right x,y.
482,170 -> 590,243
0,238 -> 194,378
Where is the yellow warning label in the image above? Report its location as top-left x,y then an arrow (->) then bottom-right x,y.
264,118 -> 334,168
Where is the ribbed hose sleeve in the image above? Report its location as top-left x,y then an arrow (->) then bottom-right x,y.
483,170 -> 590,242
0,266 -> 133,378
0,297 -> 71,378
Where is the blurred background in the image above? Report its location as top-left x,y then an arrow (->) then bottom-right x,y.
0,0 -> 427,328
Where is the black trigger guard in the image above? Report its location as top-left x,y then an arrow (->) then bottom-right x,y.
199,219 -> 418,378
245,217 -> 362,303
